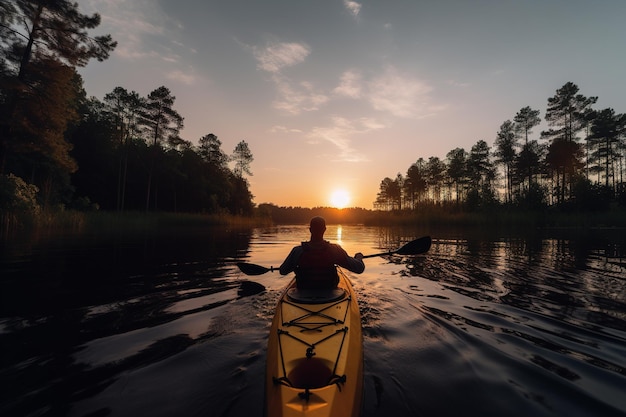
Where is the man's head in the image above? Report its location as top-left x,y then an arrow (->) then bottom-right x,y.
309,216 -> 326,239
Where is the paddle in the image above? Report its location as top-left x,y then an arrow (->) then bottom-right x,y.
237,235 -> 431,276
361,235 -> 431,258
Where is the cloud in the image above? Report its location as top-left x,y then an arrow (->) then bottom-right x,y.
447,79 -> 471,88
249,41 -> 324,114
269,125 -> 304,134
367,66 -> 442,118
272,76 -> 329,114
254,42 -> 311,73
343,0 -> 362,18
82,0 -> 189,64
358,117 -> 386,130
308,116 -> 384,162
333,70 -> 362,99
334,67 -> 444,119
166,70 -> 196,85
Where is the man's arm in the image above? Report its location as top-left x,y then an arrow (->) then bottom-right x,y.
334,245 -> 365,274
279,246 -> 302,275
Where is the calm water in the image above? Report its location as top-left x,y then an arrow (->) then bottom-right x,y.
1,225 -> 625,417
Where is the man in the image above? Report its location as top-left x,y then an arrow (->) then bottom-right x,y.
279,217 -> 365,289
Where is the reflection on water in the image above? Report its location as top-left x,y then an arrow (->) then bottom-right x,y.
387,233 -> 626,416
1,225 -> 625,416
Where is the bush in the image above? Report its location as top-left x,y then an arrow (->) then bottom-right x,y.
571,176 -> 611,211
514,182 -> 548,210
69,196 -> 100,212
0,174 -> 41,214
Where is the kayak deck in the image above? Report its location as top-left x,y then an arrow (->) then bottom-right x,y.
265,268 -> 363,417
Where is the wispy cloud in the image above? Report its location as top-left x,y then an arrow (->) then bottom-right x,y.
447,79 -> 470,88
334,70 -> 362,99
368,66 -> 442,118
343,0 -> 362,18
252,42 -> 441,120
82,0 -> 189,64
269,125 -> 304,134
272,75 -> 329,114
166,70 -> 196,85
252,41 -> 326,114
308,116 -> 384,162
253,42 -> 311,73
334,67 -> 443,119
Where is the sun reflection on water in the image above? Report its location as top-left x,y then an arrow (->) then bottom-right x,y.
335,225 -> 343,244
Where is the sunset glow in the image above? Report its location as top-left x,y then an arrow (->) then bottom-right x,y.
330,189 -> 351,209
78,1 -> 626,209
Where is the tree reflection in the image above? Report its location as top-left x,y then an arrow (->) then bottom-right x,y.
393,229 -> 625,332
0,225 -> 254,416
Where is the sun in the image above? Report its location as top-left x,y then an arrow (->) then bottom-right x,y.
330,189 -> 351,209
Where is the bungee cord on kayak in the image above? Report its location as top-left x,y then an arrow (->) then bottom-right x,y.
282,293 -> 351,331
273,290 -> 353,393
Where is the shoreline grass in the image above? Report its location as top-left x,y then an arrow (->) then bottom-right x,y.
1,210 -> 272,242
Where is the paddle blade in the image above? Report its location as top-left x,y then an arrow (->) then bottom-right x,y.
360,235 -> 432,259
395,236 -> 431,255
237,262 -> 274,275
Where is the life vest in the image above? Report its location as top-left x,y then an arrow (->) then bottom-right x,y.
294,241 -> 339,289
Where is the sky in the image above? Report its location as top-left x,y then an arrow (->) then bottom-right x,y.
79,0 -> 626,209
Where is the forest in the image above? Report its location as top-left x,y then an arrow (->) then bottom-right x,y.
374,83 -> 626,213
0,1 -> 255,226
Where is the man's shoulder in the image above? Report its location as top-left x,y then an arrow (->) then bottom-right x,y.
327,242 -> 347,253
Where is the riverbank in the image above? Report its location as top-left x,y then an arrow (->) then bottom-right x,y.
257,203 -> 626,230
3,205 -> 624,243
0,211 -> 270,242
362,208 -> 626,229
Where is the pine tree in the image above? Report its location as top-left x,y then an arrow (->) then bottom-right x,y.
541,82 -> 597,203
0,0 -> 116,203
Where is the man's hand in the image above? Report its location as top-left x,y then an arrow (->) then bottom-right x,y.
354,252 -> 363,260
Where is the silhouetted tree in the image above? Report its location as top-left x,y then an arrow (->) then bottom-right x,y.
541,82 -> 597,203
375,176 -> 402,210
514,106 -> 541,146
140,86 -> 184,210
514,106 -> 541,189
588,108 -> 626,190
0,0 -> 116,177
494,120 -> 518,203
231,140 -> 254,178
404,160 -> 427,208
446,148 -> 467,205
199,133 -> 228,171
425,157 -> 446,203
103,87 -> 144,210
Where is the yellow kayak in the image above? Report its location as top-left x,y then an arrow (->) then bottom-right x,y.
265,267 -> 363,417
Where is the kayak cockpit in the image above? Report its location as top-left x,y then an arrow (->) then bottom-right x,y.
286,287 -> 346,304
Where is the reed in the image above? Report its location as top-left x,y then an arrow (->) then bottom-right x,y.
82,211 -> 270,235
0,210 -> 272,240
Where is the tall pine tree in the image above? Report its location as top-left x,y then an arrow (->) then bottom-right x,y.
541,82 -> 597,203
0,0 -> 116,204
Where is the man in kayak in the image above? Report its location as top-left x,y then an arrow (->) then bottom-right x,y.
279,216 -> 365,289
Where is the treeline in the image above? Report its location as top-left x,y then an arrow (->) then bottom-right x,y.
257,204 -> 373,225
70,89 -> 255,214
0,1 -> 255,222
376,82 -> 626,212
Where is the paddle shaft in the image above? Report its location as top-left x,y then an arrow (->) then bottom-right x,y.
361,251 -> 397,259
237,236 -> 431,275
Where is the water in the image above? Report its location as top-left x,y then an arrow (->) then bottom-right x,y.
1,225 -> 625,417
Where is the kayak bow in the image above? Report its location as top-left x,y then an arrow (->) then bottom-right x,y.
265,267 -> 363,417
